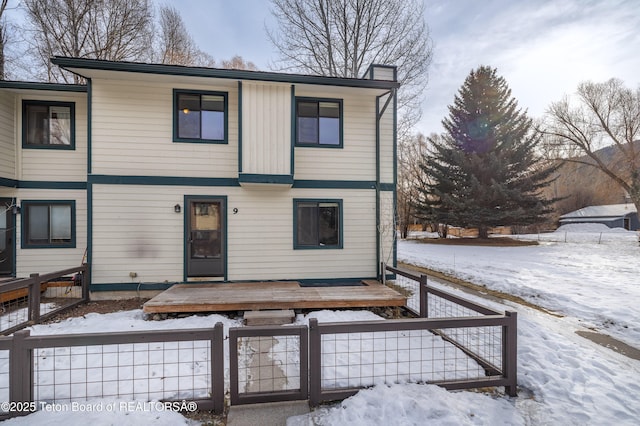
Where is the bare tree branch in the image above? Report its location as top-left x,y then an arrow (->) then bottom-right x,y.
267,0 -> 432,133
22,0 -> 154,83
541,78 -> 640,219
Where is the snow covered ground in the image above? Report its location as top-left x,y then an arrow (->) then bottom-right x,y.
4,225 -> 640,425
400,224 -> 640,348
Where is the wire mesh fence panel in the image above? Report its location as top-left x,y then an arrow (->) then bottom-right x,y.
0,349 -> 9,403
33,340 -> 212,404
237,335 -> 301,394
427,291 -> 486,318
40,283 -> 83,318
319,328 -> 488,391
388,274 -> 420,314
0,296 -> 30,333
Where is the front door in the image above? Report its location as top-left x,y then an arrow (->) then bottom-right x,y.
0,198 -> 15,276
186,197 -> 225,278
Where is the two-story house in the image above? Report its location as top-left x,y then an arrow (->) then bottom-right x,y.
0,57 -> 398,297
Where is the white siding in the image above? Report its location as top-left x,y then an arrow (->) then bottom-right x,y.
14,189 -> 87,276
91,79 -> 238,177
19,93 -> 87,181
294,88 -> 377,181
241,82 -> 291,175
91,184 -> 377,285
0,92 -> 15,179
379,91 -> 395,185
379,190 -> 395,266
371,66 -> 396,81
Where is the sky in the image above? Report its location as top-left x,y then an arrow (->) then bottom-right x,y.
5,0 -> 640,135
168,0 -> 640,136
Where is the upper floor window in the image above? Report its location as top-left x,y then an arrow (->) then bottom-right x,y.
21,200 -> 76,249
22,101 -> 75,150
174,90 -> 228,143
295,98 -> 342,148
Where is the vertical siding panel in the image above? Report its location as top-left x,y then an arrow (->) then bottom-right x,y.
242,82 -> 291,176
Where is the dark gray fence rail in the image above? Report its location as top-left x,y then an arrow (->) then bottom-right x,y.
0,263 -> 517,417
0,265 -> 90,335
0,323 -> 225,419
383,264 -> 517,397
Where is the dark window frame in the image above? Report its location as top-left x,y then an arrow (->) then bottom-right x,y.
21,200 -> 76,249
22,100 -> 76,150
294,97 -> 343,148
293,199 -> 343,250
173,89 -> 228,144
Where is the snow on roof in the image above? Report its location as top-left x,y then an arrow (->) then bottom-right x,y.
559,203 -> 637,219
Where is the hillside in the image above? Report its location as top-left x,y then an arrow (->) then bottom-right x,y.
544,141 -> 640,216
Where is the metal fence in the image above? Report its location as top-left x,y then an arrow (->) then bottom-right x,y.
0,264 -> 517,417
0,265 -> 89,335
0,324 -> 225,419
229,325 -> 308,406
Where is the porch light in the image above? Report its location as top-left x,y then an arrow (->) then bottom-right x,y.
11,205 -> 21,214
182,108 -> 189,114
174,204 -> 181,213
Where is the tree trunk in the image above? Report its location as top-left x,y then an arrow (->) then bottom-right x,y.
478,225 -> 489,239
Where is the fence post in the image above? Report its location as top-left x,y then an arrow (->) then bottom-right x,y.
28,274 -> 41,324
502,311 -> 518,397
419,275 -> 428,318
308,318 -> 321,407
10,330 -> 33,409
212,322 -> 225,415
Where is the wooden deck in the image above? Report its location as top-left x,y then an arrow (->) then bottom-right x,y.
142,280 -> 406,314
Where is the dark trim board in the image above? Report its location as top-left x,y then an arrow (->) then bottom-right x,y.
89,276 -> 380,292
89,175 -> 241,187
0,177 -> 18,188
293,180 -> 376,190
89,174 -> 378,189
0,80 -> 87,92
17,181 -> 87,190
239,174 -> 294,185
52,57 -> 400,90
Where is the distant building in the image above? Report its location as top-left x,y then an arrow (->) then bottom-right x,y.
559,204 -> 639,231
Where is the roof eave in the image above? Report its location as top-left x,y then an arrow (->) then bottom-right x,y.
51,56 -> 400,90
0,80 -> 87,92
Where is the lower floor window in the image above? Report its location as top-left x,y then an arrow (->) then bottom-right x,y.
22,201 -> 75,248
294,199 -> 342,249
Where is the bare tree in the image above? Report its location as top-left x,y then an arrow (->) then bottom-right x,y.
156,5 -> 215,67
541,78 -> 640,219
267,0 -> 432,134
0,0 -> 8,79
23,0 -> 154,83
220,55 -> 257,71
397,133 -> 433,238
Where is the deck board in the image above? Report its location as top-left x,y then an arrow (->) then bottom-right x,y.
142,281 -> 406,313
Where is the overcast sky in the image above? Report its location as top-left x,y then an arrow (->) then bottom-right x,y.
163,0 -> 640,135
8,0 -> 640,136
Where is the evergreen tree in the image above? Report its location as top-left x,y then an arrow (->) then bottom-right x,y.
416,66 -> 557,238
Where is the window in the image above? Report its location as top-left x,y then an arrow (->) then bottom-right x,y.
296,98 -> 342,147
22,101 -> 75,149
294,199 -> 342,249
174,90 -> 227,143
21,201 -> 75,248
